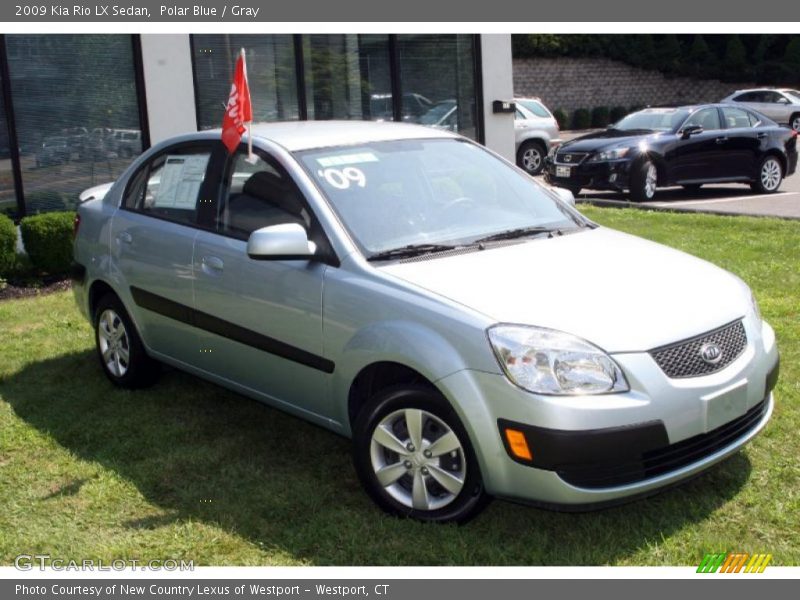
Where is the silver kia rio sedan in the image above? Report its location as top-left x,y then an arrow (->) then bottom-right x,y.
72,121 -> 779,523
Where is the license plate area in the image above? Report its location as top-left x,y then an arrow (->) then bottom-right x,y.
702,380 -> 748,432
556,165 -> 571,178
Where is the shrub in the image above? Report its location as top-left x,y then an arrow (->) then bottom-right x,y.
19,211 -> 75,275
610,105 -> 628,123
572,108 -> 591,130
552,108 -> 569,129
0,213 -> 16,276
591,106 -> 611,128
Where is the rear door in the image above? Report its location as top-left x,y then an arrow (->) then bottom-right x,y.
110,141 -> 219,365
192,145 -> 333,422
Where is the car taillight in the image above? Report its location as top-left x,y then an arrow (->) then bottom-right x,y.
73,213 -> 81,239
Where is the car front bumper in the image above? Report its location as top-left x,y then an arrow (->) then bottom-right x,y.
437,315 -> 778,508
544,157 -> 633,192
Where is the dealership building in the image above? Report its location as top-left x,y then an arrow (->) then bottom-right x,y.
0,34 -> 514,218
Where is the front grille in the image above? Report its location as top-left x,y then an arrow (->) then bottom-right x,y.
555,151 -> 589,164
558,398 -> 768,489
650,320 -> 747,379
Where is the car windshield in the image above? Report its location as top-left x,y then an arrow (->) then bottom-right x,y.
784,90 -> 800,101
419,102 -> 455,125
613,108 -> 690,132
518,100 -> 551,118
296,138 -> 584,256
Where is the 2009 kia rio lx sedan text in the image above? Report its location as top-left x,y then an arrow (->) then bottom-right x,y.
72,121 -> 779,523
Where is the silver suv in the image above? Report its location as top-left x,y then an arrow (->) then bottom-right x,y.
514,97 -> 562,175
73,121 -> 778,523
721,88 -> 800,131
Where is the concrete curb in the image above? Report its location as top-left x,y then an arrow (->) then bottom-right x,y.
576,198 -> 800,221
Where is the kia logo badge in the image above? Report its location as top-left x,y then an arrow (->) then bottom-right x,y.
699,343 -> 723,365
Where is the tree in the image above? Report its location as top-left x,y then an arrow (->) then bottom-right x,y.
687,35 -> 716,78
657,34 -> 683,75
784,37 -> 800,68
722,35 -> 748,81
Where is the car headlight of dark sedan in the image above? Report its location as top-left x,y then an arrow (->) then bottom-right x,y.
588,147 -> 631,162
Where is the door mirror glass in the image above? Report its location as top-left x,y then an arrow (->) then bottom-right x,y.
247,223 -> 317,260
680,125 -> 704,139
777,96 -> 790,105
552,186 -> 575,206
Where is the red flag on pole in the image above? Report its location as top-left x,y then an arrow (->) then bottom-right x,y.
221,48 -> 252,154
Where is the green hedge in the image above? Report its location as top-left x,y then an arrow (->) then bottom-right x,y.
610,105 -> 629,123
20,212 -> 75,275
572,108 -> 591,130
591,106 -> 611,128
552,108 -> 569,129
0,213 -> 16,276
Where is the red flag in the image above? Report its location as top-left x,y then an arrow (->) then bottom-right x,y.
221,49 -> 252,154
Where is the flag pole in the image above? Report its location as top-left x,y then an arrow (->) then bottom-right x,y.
243,48 -> 254,161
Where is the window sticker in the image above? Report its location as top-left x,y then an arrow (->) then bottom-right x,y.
316,152 -> 378,167
152,154 -> 210,209
317,167 -> 366,190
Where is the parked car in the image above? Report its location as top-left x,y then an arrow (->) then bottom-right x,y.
721,88 -> 800,131
514,97 -> 562,176
544,104 -> 798,201
370,92 -> 433,122
112,129 -> 142,158
73,121 -> 779,523
35,135 -> 72,167
419,99 -> 458,131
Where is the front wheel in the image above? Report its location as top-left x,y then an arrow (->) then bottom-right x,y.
352,386 -> 490,524
751,155 -> 783,194
629,159 -> 658,202
790,113 -> 800,132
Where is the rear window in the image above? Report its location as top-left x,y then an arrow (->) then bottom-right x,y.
518,100 -> 551,118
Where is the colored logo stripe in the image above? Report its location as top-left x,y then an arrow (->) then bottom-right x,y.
697,553 -> 771,573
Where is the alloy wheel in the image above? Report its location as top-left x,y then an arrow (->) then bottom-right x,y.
522,147 -> 542,173
97,308 -> 131,377
369,408 -> 466,511
792,116 -> 800,132
760,158 -> 782,192
644,163 -> 657,198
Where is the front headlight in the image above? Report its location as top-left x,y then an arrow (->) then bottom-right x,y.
488,325 -> 629,395
589,147 -> 630,162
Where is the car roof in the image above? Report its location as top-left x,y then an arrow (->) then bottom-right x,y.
202,120 -> 460,151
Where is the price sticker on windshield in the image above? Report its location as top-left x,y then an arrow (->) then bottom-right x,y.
317,167 -> 367,190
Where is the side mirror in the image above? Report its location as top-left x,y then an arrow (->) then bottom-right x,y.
247,223 -> 317,261
552,187 -> 576,207
777,97 -> 790,105
680,125 -> 703,139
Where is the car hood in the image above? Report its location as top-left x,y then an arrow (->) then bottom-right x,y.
379,227 -> 750,353
558,129 -> 667,153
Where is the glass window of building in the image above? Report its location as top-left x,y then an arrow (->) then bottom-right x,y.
193,35 -> 299,129
397,35 -> 478,140
303,35 -> 392,121
5,35 -> 144,214
0,72 -> 16,218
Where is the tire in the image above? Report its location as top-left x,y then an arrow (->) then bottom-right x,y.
94,293 -> 159,388
750,155 -> 783,194
682,184 -> 702,193
790,113 -> 800,132
352,385 -> 490,524
517,140 -> 546,176
629,159 -> 658,202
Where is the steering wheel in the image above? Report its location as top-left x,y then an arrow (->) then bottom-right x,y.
439,196 -> 479,218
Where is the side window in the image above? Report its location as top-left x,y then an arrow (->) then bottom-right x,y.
762,91 -> 782,103
748,111 -> 763,127
217,150 -> 310,241
734,92 -> 758,102
721,106 -> 755,129
515,109 -> 526,121
123,146 -> 213,226
683,108 -> 721,131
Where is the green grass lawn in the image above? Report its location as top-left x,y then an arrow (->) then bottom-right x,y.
0,206 -> 798,566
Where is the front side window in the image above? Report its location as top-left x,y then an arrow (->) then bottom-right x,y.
297,138 -> 583,255
682,108 -> 721,131
123,146 -> 213,226
217,150 -> 309,240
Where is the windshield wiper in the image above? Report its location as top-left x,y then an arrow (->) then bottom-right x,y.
367,243 -> 458,262
472,226 -> 561,244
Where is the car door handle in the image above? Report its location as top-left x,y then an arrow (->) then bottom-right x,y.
201,255 -> 224,275
715,137 -> 728,144
116,231 -> 132,245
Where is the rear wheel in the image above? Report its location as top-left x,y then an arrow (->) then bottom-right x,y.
751,155 -> 783,194
630,159 -> 658,202
352,385 -> 490,524
94,293 -> 159,388
517,140 -> 546,176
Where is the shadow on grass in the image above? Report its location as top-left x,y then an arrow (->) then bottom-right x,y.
4,350 -> 753,565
